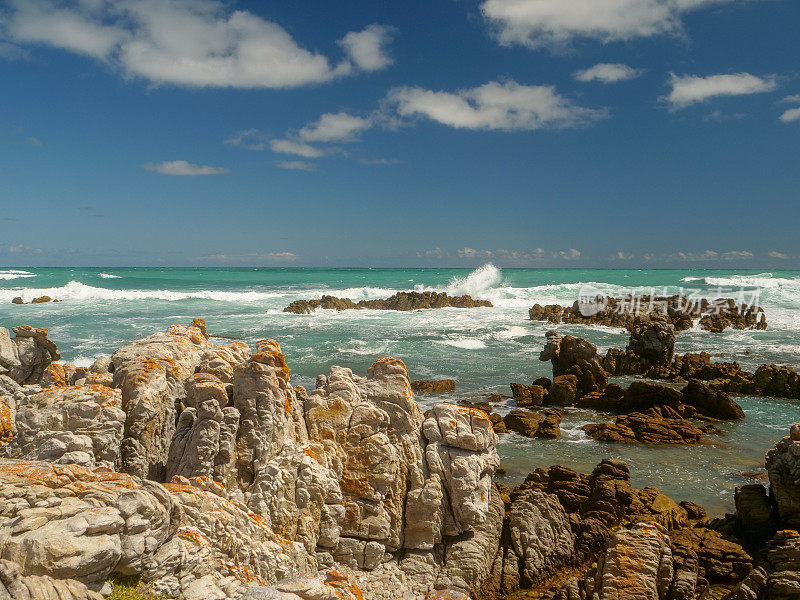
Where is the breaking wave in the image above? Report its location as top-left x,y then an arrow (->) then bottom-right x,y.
0,269 -> 36,281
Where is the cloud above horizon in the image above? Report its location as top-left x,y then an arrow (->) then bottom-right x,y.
143,160 -> 229,176
1,0 -> 393,88
276,160 -> 316,171
665,73 -> 778,109
780,107 -> 800,123
574,63 -> 644,83
480,0 -> 734,50
388,80 -> 608,131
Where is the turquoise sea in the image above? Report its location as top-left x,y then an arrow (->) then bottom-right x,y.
2,265 -> 800,514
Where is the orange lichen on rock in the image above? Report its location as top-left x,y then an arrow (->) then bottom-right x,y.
324,570 -> 364,600
43,363 -> 68,387
302,447 -> 318,462
228,564 -> 264,585
180,530 -> 211,549
0,459 -> 140,491
0,398 -> 13,444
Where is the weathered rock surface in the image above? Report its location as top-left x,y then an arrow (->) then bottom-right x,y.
3,384 -> 124,468
0,326 -> 60,385
284,292 -> 492,314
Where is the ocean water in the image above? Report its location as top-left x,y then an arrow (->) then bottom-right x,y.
2,265 -> 800,514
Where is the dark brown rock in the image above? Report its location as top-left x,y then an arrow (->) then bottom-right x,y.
411,379 -> 456,394
31,296 -> 52,304
11,297 -> 23,305
504,410 -> 543,437
283,291 -> 492,313
510,383 -> 546,407
681,379 -> 745,420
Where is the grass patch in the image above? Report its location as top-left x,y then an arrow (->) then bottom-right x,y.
106,574 -> 169,600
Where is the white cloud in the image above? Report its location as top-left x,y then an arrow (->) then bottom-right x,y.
359,158 -> 402,165
337,24 -> 394,72
0,41 -> 28,60
225,129 -> 270,150
779,94 -> 800,104
277,160 -> 316,171
459,247 -> 494,259
557,248 -> 581,260
677,250 -> 718,261
616,251 -> 634,260
480,0 -> 732,50
768,251 -> 790,259
574,63 -> 643,83
388,80 -> 607,131
418,248 -> 444,259
269,139 -> 327,158
3,0 -> 393,88
665,72 -> 778,109
298,112 -> 372,143
143,160 -> 229,175
780,107 -> 800,123
199,251 -> 299,264
721,250 -> 753,260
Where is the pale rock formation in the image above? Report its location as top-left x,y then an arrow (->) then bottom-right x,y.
505,488 -> 574,584
239,570 -> 364,600
565,522 -> 675,600
5,385 -> 124,468
0,326 -> 60,385
0,559 -> 104,600
232,340 -> 308,492
304,360 -> 425,558
111,323 -> 213,480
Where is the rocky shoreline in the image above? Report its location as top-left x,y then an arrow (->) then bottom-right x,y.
529,295 -> 768,332
1,320 -> 799,599
283,291 -> 493,313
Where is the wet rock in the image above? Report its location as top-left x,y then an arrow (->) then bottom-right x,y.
510,383 -> 546,407
412,380 -> 455,394
503,410 -> 543,437
583,407 -> 705,445
11,297 -> 23,305
284,292 -> 492,313
540,333 -> 608,396
681,380 -> 745,420
537,408 -> 563,439
735,484 -> 777,545
620,380 -> 683,412
765,425 -> 800,528
31,296 -> 53,304
627,314 -> 677,368
753,365 -> 800,399
549,375 -> 578,406
528,304 -> 564,323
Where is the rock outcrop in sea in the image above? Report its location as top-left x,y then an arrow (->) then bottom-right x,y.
529,295 -> 768,332
283,291 -> 492,313
1,321 -> 799,600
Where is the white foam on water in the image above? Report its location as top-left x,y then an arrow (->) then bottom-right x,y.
0,280 -> 286,303
494,326 -> 532,340
435,338 -> 487,350
0,270 -> 36,280
98,273 -> 121,279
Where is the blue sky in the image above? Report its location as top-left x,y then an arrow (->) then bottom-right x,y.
1,0 -> 799,268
